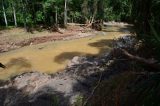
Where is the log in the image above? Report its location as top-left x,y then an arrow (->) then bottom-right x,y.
118,48 -> 160,71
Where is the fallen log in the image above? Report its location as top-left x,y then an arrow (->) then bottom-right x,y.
115,48 -> 160,71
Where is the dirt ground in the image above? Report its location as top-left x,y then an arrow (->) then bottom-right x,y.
0,24 -> 131,80
0,25 -> 89,53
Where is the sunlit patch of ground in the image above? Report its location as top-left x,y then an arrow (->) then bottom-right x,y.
0,28 -> 51,43
0,25 -> 83,44
0,26 -> 131,80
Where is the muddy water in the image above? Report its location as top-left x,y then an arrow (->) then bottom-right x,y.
0,26 -> 130,80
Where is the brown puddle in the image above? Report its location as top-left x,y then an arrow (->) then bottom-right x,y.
0,26 -> 130,80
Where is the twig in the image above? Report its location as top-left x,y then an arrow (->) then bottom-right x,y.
83,72 -> 103,106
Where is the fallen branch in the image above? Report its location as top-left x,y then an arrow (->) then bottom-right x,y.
83,72 -> 102,106
117,48 -> 160,71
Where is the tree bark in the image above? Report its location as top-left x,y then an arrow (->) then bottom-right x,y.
55,7 -> 58,25
12,4 -> 17,27
64,0 -> 67,27
21,0 -> 27,30
81,0 -> 89,23
93,0 -> 98,19
2,0 -> 8,27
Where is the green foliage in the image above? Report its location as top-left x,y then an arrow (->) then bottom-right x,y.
0,0 -> 134,27
51,95 -> 60,106
69,11 -> 82,23
73,95 -> 84,106
103,0 -> 132,21
131,0 -> 160,60
26,14 -> 33,25
36,11 -> 44,22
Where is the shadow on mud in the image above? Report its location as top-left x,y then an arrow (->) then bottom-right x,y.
5,57 -> 32,69
0,85 -> 70,106
88,39 -> 113,48
54,39 -> 113,64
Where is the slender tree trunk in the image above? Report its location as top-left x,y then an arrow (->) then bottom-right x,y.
12,4 -> 17,27
55,7 -> 58,25
42,4 -> 47,26
21,0 -> 27,30
82,0 -> 89,23
72,17 -> 73,23
64,0 -> 67,27
2,0 -> 8,27
92,0 -> 99,21
88,0 -> 98,25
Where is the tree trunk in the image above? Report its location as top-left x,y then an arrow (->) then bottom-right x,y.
55,7 -> 58,25
2,0 -> 8,27
133,0 -> 151,35
81,0 -> 89,23
93,0 -> 98,19
81,0 -> 89,24
72,17 -> 73,23
21,0 -> 27,30
12,4 -> 17,27
64,0 -> 67,27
